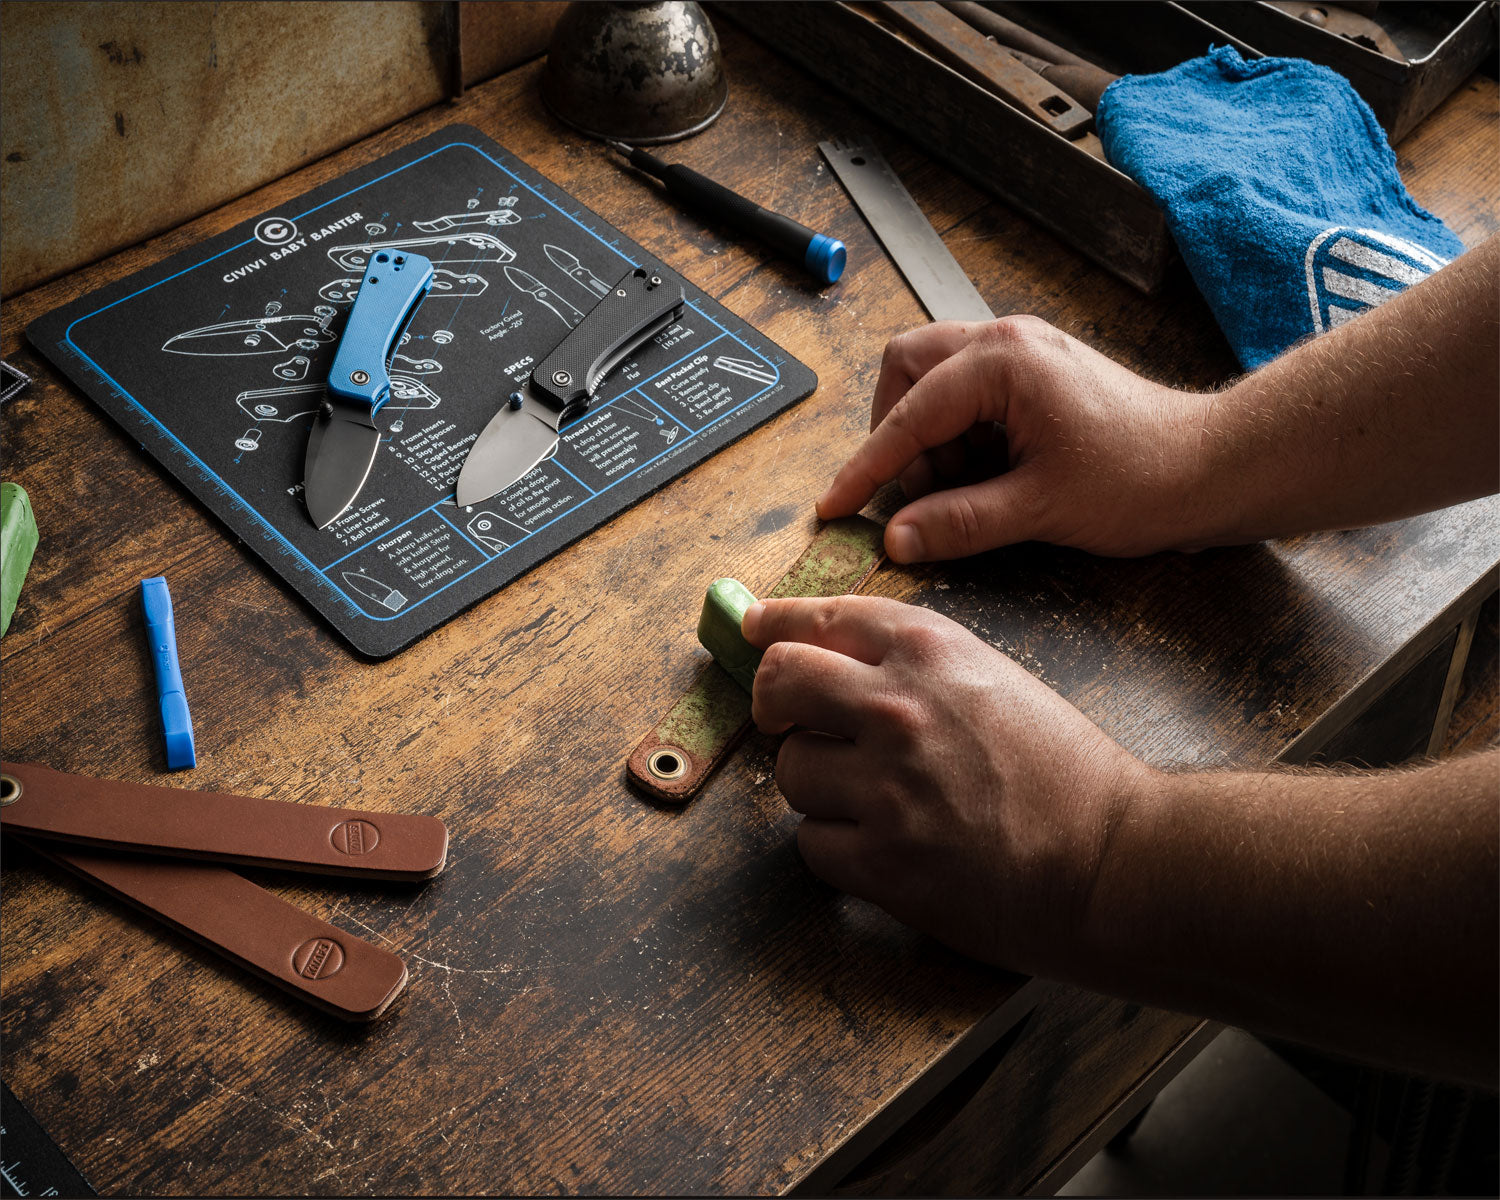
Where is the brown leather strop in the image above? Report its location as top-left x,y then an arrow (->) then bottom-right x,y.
627,516 -> 886,804
1,761 -> 448,1021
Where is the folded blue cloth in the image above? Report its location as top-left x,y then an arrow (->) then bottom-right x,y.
1097,46 -> 1464,370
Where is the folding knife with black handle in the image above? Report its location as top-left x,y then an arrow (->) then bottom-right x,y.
303,250 -> 435,529
455,265 -> 684,507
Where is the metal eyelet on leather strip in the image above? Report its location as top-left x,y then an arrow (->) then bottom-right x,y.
646,748 -> 687,781
1,774 -> 21,806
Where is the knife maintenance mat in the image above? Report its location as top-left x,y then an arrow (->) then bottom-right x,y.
27,126 -> 817,658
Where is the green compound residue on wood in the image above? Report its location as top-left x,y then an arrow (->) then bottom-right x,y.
655,666 -> 752,760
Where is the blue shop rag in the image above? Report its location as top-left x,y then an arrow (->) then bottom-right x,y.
1097,46 -> 1464,369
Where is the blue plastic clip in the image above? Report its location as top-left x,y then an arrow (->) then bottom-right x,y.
141,577 -> 196,769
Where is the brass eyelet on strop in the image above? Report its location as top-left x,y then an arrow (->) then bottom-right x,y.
0,773 -> 21,806
646,748 -> 687,781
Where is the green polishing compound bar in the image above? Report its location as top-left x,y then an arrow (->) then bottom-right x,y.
696,578 -> 762,694
1,482 -> 38,638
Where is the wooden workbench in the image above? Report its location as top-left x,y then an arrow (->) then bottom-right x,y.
2,23 -> 1495,1197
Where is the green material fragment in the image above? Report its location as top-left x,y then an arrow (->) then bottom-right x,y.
0,482 -> 38,639
696,577 -> 762,695
0,486 -> 37,642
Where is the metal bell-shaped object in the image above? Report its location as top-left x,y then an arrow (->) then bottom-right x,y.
541,2 -> 728,144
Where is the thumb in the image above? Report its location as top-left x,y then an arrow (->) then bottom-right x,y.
885,471 -> 1043,562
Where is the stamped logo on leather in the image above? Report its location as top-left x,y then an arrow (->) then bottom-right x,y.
293,937 -> 345,980
330,819 -> 380,856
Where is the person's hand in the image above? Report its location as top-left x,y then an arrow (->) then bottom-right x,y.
817,316 -> 1219,562
743,593 -> 1154,973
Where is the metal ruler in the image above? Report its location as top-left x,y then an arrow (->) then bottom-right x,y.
819,137 -> 994,323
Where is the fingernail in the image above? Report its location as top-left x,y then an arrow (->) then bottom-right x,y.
815,489 -> 834,517
888,523 -> 923,562
741,601 -> 764,638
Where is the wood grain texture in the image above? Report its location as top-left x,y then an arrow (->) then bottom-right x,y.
729,2 -> 1172,291
0,1 -> 452,297
459,1 -> 566,89
1443,588 -> 1500,756
818,991 -> 1209,1197
0,23 -> 1496,1196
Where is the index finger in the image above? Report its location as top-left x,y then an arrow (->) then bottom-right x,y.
817,335 -> 1010,519
869,320 -> 989,432
742,594 -> 909,663
751,641 -> 876,738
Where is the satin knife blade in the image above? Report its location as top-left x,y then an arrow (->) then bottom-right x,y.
504,265 -> 585,328
544,244 -> 611,298
456,265 -> 684,507
304,250 -> 435,529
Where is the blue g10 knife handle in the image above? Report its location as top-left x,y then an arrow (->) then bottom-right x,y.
531,266 -> 685,416
327,251 -> 435,418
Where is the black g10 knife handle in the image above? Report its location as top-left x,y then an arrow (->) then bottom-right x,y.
530,267 -> 685,418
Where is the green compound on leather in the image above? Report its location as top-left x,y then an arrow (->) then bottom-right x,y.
628,515 -> 885,805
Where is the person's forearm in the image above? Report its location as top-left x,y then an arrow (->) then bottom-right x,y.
1063,749 -> 1499,1085
1186,236 -> 1499,546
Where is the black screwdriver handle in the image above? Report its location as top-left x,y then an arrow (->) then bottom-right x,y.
624,146 -> 845,286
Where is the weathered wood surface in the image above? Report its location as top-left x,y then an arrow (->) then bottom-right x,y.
815,987 -> 1215,1197
0,1 -> 563,297
1444,591 -> 1500,757
1,22 -> 1496,1197
730,1 -> 1176,292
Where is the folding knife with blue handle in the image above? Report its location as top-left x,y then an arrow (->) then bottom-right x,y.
455,265 -> 684,507
304,250 -> 435,528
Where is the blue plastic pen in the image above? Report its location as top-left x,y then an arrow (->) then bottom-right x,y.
141,577 -> 196,769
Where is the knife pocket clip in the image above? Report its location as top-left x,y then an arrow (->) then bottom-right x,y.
530,266 -> 685,420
